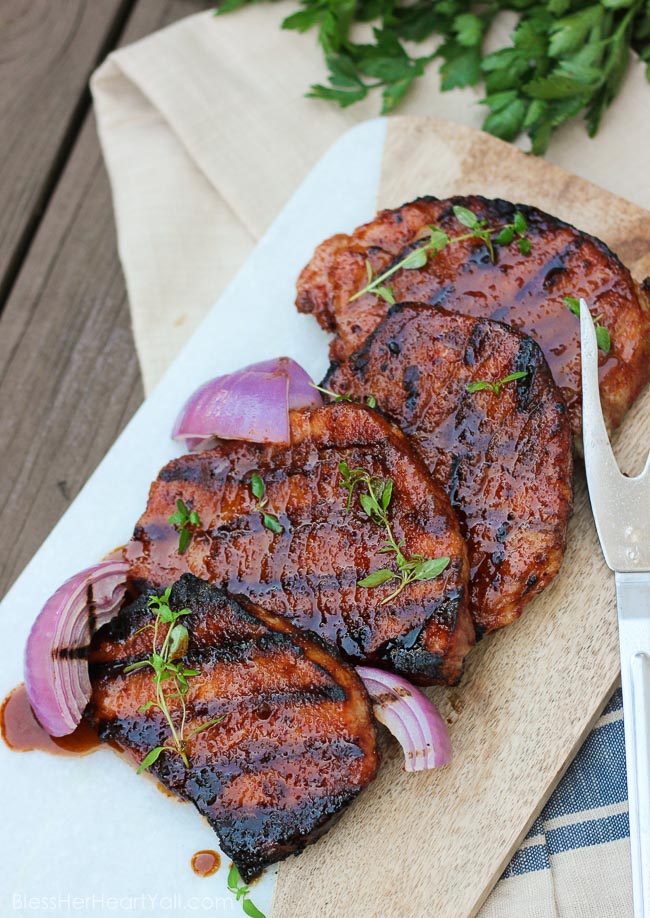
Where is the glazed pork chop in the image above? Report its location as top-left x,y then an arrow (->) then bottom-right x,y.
296,195 -> 650,440
125,402 -> 474,685
326,304 -> 573,633
88,574 -> 379,880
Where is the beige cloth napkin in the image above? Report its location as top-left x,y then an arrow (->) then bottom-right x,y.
91,5 -> 649,915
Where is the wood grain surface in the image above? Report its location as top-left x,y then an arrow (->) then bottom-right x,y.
273,117 -> 650,918
0,0 -> 211,600
0,0 -> 131,305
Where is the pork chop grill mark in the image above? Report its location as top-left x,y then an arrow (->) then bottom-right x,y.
543,264 -> 568,290
448,454 -> 463,508
156,443 -> 407,488
215,567 -> 371,597
54,645 -> 89,660
98,725 -> 368,795
89,575 -> 379,881
91,627 -> 351,680
379,589 -> 465,678
403,366 -> 420,413
94,683 -> 350,725
512,337 -> 539,410
127,405 -> 474,684
87,583 -> 97,635
324,304 -> 572,633
299,195 -> 650,443
512,243 -> 577,305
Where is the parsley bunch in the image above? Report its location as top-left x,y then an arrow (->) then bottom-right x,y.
216,0 -> 650,153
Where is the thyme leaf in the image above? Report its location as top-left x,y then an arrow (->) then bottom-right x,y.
168,499 -> 201,555
227,865 -> 266,918
564,296 -> 612,354
249,473 -> 284,534
465,370 -> 529,395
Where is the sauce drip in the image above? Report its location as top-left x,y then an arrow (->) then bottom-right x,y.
103,544 -> 127,562
156,782 -> 185,802
0,683 -> 100,756
191,850 -> 221,877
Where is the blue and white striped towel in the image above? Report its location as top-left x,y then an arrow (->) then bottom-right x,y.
481,689 -> 631,918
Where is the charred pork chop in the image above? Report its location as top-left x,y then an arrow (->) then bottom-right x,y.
296,195 -> 650,440
88,574 -> 379,880
326,305 -> 573,633
125,403 -> 474,685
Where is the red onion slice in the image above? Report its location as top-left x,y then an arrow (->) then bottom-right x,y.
24,560 -> 128,737
357,666 -> 452,771
172,357 -> 322,450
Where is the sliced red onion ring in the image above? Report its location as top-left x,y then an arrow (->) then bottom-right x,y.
357,666 -> 452,771
24,560 -> 128,737
172,357 -> 322,450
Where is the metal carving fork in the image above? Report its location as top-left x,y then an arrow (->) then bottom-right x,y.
580,301 -> 650,917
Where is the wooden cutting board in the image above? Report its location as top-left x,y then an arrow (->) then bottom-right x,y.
272,117 -> 650,918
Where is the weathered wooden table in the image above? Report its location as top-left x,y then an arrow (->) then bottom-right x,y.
0,0 -> 211,600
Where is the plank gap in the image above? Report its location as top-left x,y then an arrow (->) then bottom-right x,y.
0,0 -> 138,314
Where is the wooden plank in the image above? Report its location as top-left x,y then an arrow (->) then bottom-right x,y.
273,116 -> 650,917
0,0 -> 211,598
0,0 -> 132,306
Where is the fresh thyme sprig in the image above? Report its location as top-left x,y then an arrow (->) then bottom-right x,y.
564,296 -> 612,354
339,461 -> 450,606
168,499 -> 201,555
466,370 -> 528,395
227,865 -> 266,918
310,382 -> 377,409
350,206 -> 529,303
250,473 -> 284,534
124,589 -> 223,774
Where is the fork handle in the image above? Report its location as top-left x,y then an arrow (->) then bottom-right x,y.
616,572 -> 650,918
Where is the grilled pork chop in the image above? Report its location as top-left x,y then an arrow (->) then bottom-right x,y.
125,403 -> 474,684
326,304 -> 573,632
296,195 -> 650,440
88,574 -> 378,880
